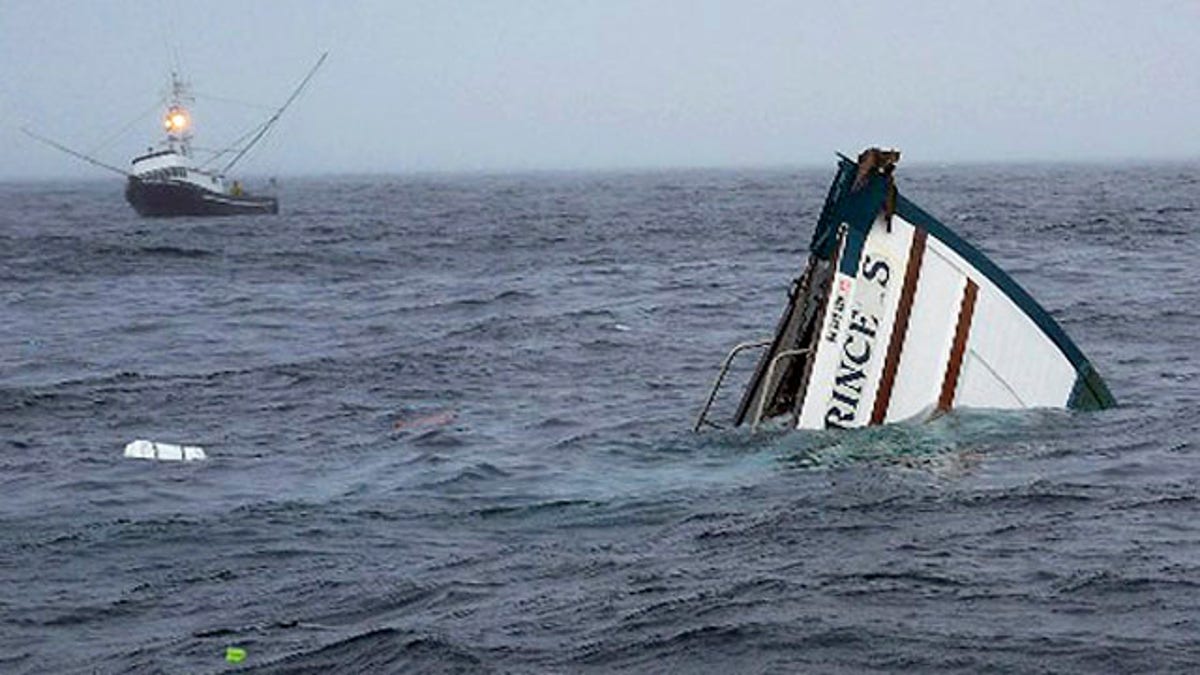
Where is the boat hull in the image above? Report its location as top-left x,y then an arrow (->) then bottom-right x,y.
730,152 -> 1115,431
125,178 -> 278,217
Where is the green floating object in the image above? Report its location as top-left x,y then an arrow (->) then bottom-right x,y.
226,647 -> 247,664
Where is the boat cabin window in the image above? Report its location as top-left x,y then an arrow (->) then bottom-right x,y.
140,167 -> 187,180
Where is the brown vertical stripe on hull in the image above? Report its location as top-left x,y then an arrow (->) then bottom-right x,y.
870,228 -> 928,425
938,280 -> 979,411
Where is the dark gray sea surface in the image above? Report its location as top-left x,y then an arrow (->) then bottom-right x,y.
1,162 -> 1198,673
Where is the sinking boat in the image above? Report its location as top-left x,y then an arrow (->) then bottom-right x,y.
24,53 -> 326,217
695,149 -> 1115,432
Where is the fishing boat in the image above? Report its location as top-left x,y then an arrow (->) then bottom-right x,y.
123,72 -> 278,216
695,148 -> 1116,432
24,53 -> 326,217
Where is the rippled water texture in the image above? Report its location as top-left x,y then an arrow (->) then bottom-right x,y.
2,163 -> 1198,672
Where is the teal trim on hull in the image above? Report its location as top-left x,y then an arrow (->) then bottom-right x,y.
813,156 -> 886,277
1067,362 -> 1117,411
810,153 -> 1116,411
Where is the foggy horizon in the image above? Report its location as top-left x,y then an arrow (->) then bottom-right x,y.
4,152 -> 1198,186
3,0 -> 1198,180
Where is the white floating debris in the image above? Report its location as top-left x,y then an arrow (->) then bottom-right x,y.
124,439 -> 207,462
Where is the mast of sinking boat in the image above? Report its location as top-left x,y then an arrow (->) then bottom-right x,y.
220,52 -> 328,174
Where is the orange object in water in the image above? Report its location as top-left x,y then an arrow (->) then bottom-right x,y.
393,410 -> 456,430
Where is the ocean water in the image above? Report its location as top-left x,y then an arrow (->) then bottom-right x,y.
1,162 -> 1198,673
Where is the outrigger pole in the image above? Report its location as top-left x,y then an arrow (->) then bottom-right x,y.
20,127 -> 132,177
199,119 -> 270,168
221,51 -> 328,174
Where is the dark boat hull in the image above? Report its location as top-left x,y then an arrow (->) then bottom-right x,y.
125,178 -> 278,217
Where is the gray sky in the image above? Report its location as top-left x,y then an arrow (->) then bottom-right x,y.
2,0 -> 1197,179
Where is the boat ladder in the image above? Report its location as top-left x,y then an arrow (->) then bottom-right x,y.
693,339 -> 771,432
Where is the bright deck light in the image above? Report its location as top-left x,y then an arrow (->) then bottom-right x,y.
165,107 -> 189,133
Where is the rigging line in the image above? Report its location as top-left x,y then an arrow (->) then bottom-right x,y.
200,118 -> 272,169
192,91 -> 274,110
164,2 -> 184,79
86,97 -> 166,156
21,127 -> 131,177
222,51 -> 328,174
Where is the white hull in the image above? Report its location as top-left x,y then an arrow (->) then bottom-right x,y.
700,151 -> 1114,433
797,211 -> 1089,429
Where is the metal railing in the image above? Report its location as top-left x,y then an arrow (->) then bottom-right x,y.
750,348 -> 812,433
692,339 -> 771,432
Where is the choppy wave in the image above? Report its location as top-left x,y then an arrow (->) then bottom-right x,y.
1,166 -> 1198,672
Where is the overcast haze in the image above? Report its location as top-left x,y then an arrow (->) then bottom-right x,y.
1,0 -> 1198,179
